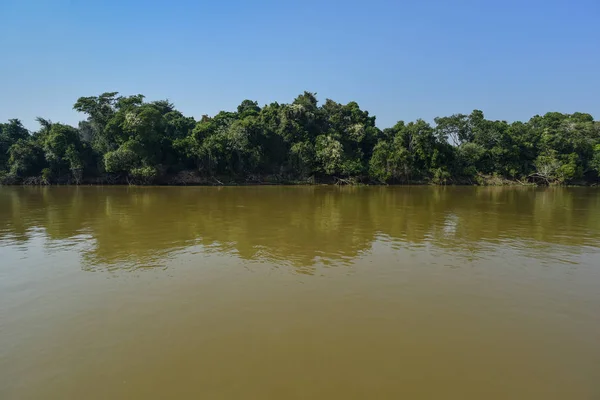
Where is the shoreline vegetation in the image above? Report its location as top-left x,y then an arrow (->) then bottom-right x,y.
1,92 -> 599,186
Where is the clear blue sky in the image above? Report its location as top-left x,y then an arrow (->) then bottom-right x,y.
1,0 -> 598,130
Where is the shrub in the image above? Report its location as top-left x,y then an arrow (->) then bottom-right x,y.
129,166 -> 157,185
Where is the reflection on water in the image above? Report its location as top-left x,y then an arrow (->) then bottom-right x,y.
1,186 -> 599,272
2,186 -> 600,400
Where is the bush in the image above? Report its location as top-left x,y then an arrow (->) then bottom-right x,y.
431,167 -> 451,185
129,166 -> 157,185
0,172 -> 19,185
41,168 -> 53,184
104,147 -> 139,173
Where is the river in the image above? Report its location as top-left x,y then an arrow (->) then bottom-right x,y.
1,186 -> 599,399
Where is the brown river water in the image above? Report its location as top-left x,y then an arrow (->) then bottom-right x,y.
1,186 -> 599,399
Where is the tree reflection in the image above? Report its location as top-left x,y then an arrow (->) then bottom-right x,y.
1,186 -> 599,273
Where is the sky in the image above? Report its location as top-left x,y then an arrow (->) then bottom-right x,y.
1,0 -> 599,130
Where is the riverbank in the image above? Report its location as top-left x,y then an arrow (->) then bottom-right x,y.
1,170 -> 596,187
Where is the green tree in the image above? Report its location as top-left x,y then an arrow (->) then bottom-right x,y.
8,139 -> 46,177
1,91 -> 598,186
0,119 -> 29,171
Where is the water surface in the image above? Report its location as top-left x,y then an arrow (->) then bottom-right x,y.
1,186 -> 599,399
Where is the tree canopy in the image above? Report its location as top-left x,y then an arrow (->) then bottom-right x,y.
1,92 -> 599,185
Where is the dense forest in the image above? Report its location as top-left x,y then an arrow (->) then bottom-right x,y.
1,92 -> 599,185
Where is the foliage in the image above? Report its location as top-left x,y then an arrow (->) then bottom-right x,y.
1,92 -> 599,185
129,166 -> 157,185
1,119 -> 29,171
591,144 -> 600,175
104,146 -> 139,174
8,139 -> 46,177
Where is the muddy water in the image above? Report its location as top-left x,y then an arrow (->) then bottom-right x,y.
1,186 -> 599,399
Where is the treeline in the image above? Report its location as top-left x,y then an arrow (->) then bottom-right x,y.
1,91 -> 599,185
